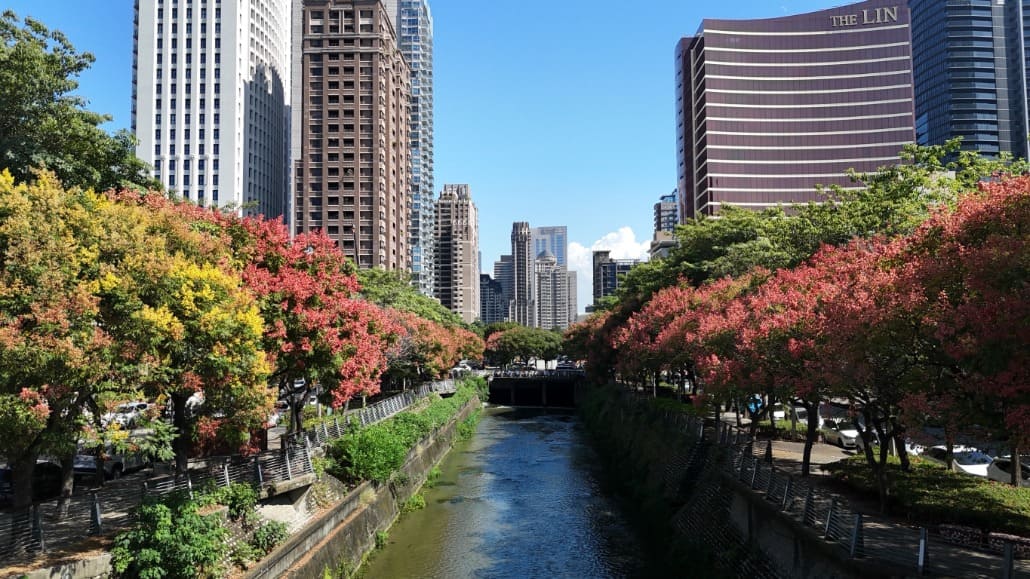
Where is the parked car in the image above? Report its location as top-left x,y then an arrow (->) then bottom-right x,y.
986,457 -> 1030,487
922,446 -> 993,477
74,442 -> 150,481
820,419 -> 860,448
102,401 -> 151,429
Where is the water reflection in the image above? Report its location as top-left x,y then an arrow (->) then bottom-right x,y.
359,406 -> 645,578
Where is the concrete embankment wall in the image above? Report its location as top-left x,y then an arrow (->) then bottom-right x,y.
247,397 -> 480,579
579,389 -> 899,579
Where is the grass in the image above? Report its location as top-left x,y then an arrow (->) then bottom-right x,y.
824,454 -> 1030,536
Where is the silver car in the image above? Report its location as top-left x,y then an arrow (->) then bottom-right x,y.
820,419 -> 860,448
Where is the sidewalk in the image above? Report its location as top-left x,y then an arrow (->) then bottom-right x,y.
721,419 -> 1030,578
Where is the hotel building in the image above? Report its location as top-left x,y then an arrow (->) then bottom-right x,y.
676,0 -> 915,219
433,184 -> 479,324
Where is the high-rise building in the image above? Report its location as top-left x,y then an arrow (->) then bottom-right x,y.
133,0 -> 291,218
910,0 -> 1029,159
531,226 -> 568,267
566,270 -> 578,325
479,274 -> 506,324
650,189 -> 679,259
433,184 -> 479,323
511,222 -> 533,326
534,251 -> 571,330
677,0 -> 915,220
384,0 -> 436,294
493,254 -> 514,322
592,250 -> 640,306
292,0 -> 411,270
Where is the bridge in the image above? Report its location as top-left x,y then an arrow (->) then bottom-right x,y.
487,369 -> 586,407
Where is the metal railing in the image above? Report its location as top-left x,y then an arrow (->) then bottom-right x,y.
710,419 -> 1028,577
0,382 -> 452,567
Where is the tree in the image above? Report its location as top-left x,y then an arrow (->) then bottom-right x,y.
899,176 -> 1030,484
0,12 -> 159,193
485,327 -> 562,367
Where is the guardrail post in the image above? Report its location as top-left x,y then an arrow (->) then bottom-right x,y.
1002,541 -> 1014,579
849,513 -> 864,558
738,448 -> 748,480
803,487 -> 815,527
255,457 -> 264,485
917,527 -> 929,575
750,456 -> 760,489
304,436 -> 315,474
31,503 -> 44,552
824,497 -> 838,540
322,421 -> 330,442
284,446 -> 294,480
223,460 -> 231,487
781,477 -> 794,511
765,467 -> 776,496
186,473 -> 194,500
89,492 -> 103,536
764,439 -> 774,463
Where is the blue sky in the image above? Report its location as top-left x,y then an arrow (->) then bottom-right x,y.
5,0 -> 848,312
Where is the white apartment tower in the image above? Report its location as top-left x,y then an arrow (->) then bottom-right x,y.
133,0 -> 292,219
385,0 -> 435,295
434,184 -> 479,324
534,251 -> 571,331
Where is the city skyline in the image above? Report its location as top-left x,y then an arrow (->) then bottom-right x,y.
5,0 -> 858,313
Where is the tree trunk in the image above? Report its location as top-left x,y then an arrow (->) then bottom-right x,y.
802,411 -> 819,477
172,392 -> 191,475
1012,446 -> 1022,487
944,428 -> 956,472
56,453 -> 75,518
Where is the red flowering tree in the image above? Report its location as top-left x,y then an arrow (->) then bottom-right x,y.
900,176 -> 1030,484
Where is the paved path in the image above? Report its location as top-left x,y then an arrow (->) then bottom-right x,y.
722,418 -> 1030,578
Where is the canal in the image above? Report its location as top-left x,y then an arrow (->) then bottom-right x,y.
358,405 -> 648,578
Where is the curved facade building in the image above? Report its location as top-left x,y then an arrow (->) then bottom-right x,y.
910,0 -> 1029,159
676,0 -> 915,219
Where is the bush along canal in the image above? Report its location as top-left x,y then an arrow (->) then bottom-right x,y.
356,405 -> 649,578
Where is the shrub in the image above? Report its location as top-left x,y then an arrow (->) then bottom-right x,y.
111,492 -> 228,579
251,520 -> 290,555
401,493 -> 426,513
424,466 -> 442,489
375,530 -> 389,549
210,482 -> 258,522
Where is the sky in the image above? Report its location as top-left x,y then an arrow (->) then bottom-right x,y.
5,0 -> 851,313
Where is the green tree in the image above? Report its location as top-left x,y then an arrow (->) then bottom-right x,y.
0,11 -> 158,193
357,268 -> 466,328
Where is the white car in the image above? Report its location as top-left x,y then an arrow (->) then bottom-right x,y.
101,401 -> 151,429
820,419 -> 860,448
986,457 -> 1030,487
922,446 -> 993,477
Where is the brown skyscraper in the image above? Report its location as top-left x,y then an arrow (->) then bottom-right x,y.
293,0 -> 411,270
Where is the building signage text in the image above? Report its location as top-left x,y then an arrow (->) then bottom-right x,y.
830,6 -> 899,27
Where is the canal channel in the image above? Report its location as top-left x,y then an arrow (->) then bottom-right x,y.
358,405 -> 650,578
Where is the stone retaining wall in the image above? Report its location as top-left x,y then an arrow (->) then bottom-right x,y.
245,397 -> 480,579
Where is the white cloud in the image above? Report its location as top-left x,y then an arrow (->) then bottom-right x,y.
568,227 -> 650,315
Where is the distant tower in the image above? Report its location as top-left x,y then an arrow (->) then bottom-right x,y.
384,0 -> 436,293
133,0 -> 291,218
531,226 -> 568,267
479,274 -> 506,324
534,251 -> 570,330
434,184 -> 479,323
511,222 -> 533,326
493,254 -> 514,322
